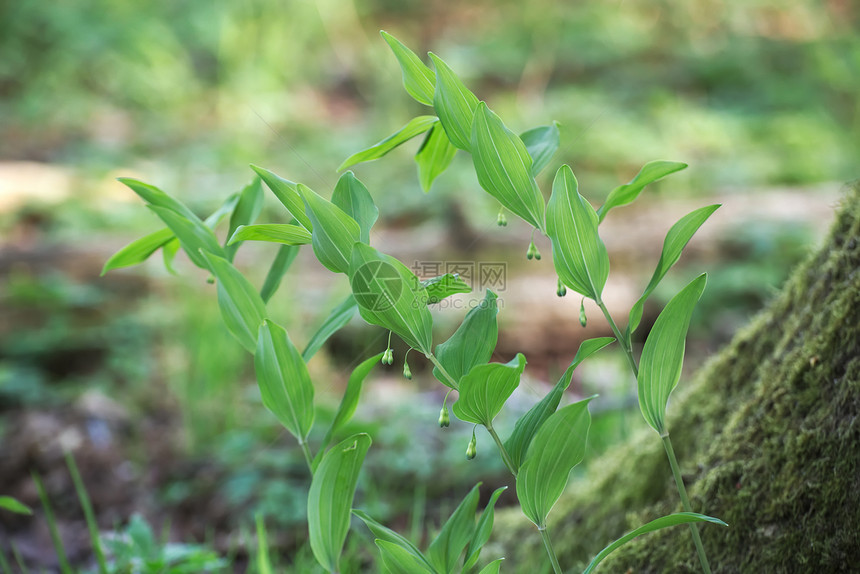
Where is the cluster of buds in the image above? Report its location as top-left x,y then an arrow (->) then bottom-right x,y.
402,358 -> 412,380
438,404 -> 450,428
497,211 -> 508,227
526,240 -> 541,260
382,348 -> 394,365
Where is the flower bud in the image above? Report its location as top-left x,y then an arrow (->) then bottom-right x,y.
556,278 -> 567,297
579,298 -> 587,328
466,430 -> 477,460
526,241 -> 536,260
497,211 -> 507,227
402,359 -> 412,380
383,348 -> 393,365
438,405 -> 450,428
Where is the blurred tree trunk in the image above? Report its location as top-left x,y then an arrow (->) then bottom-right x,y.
493,182 -> 860,573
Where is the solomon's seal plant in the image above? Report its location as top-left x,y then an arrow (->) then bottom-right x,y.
104,31 -> 727,573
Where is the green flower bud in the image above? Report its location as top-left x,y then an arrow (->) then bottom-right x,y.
403,359 -> 412,380
526,241 -> 535,260
497,211 -> 507,227
438,405 -> 450,428
556,278 -> 567,297
533,244 -> 541,260
383,348 -> 393,365
579,298 -> 587,328
466,429 -> 477,460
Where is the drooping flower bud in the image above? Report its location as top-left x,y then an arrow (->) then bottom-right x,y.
579,297 -> 587,328
556,277 -> 567,297
402,358 -> 412,380
526,241 -> 536,260
497,211 -> 507,227
383,348 -> 393,365
466,428 -> 477,460
438,405 -> 450,428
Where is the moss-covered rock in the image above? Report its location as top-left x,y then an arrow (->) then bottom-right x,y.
493,182 -> 860,573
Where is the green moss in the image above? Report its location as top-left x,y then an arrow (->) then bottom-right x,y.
494,182 -> 860,572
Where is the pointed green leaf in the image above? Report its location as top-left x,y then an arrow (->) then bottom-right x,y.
339,116 -> 438,171
118,177 -> 199,222
376,540 -> 438,574
427,483 -> 481,574
101,228 -> 175,275
228,224 -> 312,246
429,52 -> 480,151
251,164 -> 313,231
415,123 -> 457,192
147,205 -> 227,270
199,251 -> 268,353
638,274 -> 707,435
433,290 -> 498,388
254,320 -> 315,441
628,205 -> 720,334
583,512 -> 727,574
300,184 -> 362,274
597,160 -> 688,222
505,337 -> 614,469
225,177 -> 265,260
308,434 -> 372,573
203,193 -> 240,228
471,102 -> 546,231
260,244 -> 299,303
353,510 -> 435,570
332,171 -> 379,243
380,30 -> 436,106
517,397 -> 593,528
546,164 -> 609,300
421,273 -> 471,304
319,352 -> 382,456
463,486 -> 507,571
477,559 -> 504,574
302,295 -> 359,362
162,237 -> 180,274
0,496 -> 32,516
349,243 -> 433,354
453,354 -> 526,427
520,122 -> 560,176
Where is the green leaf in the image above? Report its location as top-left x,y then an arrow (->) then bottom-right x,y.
203,192 -> 240,228
308,434 -> 372,573
250,164 -> 313,231
376,540 -> 437,574
463,486 -> 507,571
0,496 -> 32,515
583,512 -> 727,574
453,354 -> 526,427
147,205 -> 227,270
332,171 -> 379,243
227,224 -> 312,246
260,244 -> 299,303
505,337 -> 614,469
300,184 -> 362,274
520,122 -> 560,176
638,274 -> 707,435
318,352 -> 382,456
433,290 -> 498,388
118,177 -> 199,222
199,251 -> 268,353
380,30 -> 436,106
415,123 -> 457,192
162,237 -> 180,274
302,295 -> 360,362
254,320 -> 315,441
339,116 -> 438,171
255,514 -> 274,574
516,397 -> 594,528
597,160 -> 688,223
225,177 -> 265,260
101,228 -> 175,275
628,205 -> 720,334
349,243 -> 433,355
421,273 -> 471,304
477,559 -> 504,574
353,510 -> 434,570
546,164 -> 609,300
471,102 -> 546,231
427,483 -> 481,574
429,52 -> 480,151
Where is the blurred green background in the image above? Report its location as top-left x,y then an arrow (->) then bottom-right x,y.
0,0 -> 857,570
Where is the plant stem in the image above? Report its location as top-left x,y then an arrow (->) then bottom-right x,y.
426,353 -> 459,389
538,527 -> 563,574
299,439 -> 314,474
662,435 -> 712,574
595,298 -> 638,377
597,300 -> 713,573
486,424 -> 518,477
